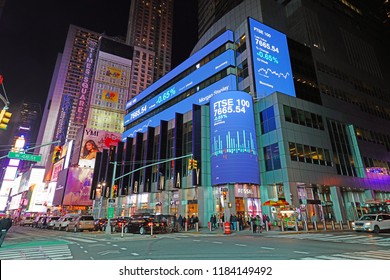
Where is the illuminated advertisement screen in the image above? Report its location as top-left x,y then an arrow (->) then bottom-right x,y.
62,167 -> 93,206
248,17 -> 295,98
123,75 -> 237,139
210,91 -> 260,185
125,49 -> 235,125
79,128 -> 121,168
126,30 -> 234,110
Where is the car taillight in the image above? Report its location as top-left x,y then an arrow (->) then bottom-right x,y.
148,222 -> 153,226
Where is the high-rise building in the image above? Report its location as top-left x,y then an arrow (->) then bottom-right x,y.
117,0 -> 390,224
125,0 -> 174,99
35,25 -> 101,167
36,25 -> 133,169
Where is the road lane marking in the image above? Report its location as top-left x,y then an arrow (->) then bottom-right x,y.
293,251 -> 309,254
260,247 -> 275,250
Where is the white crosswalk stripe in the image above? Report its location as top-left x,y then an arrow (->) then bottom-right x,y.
0,245 -> 73,260
269,233 -> 390,246
300,249 -> 390,260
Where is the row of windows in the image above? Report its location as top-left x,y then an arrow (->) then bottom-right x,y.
327,120 -> 357,177
362,157 -> 390,170
284,105 -> 324,130
355,127 -> 390,152
289,142 -> 332,167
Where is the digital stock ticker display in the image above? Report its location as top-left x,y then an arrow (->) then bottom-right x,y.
210,91 -> 260,185
248,17 -> 295,98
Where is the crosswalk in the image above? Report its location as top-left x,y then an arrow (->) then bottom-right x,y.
0,244 -> 73,260
269,233 -> 390,247
300,249 -> 390,260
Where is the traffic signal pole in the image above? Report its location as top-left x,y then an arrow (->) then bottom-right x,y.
105,161 -> 117,234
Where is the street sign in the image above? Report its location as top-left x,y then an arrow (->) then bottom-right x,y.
8,151 -> 42,162
107,207 -> 115,218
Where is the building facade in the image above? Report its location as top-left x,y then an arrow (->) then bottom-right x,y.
106,1 -> 390,226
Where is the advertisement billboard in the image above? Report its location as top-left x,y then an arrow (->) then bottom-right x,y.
62,167 -> 94,206
248,17 -> 295,98
78,128 -> 122,168
210,91 -> 260,185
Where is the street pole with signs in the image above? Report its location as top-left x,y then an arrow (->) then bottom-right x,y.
105,161 -> 117,234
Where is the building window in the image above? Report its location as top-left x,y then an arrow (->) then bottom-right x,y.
260,106 -> 276,134
264,143 -> 281,171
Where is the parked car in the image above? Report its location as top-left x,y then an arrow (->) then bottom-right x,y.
66,215 -> 95,232
46,216 -> 61,229
19,216 -> 34,227
53,215 -> 75,231
112,217 -> 132,232
94,218 -> 108,231
352,213 -> 390,233
31,216 -> 43,228
37,216 -> 49,229
124,217 -> 165,235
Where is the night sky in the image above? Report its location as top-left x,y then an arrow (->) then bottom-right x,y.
0,0 -> 198,111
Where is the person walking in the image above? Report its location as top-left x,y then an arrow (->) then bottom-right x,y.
0,215 -> 13,247
177,214 -> 183,231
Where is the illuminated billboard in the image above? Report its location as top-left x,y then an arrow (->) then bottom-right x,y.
62,167 -> 94,206
125,49 -> 235,125
248,17 -> 295,98
210,91 -> 260,185
123,75 -> 237,139
79,128 -> 122,168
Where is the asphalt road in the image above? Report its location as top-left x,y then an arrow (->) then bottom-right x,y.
2,225 -> 390,260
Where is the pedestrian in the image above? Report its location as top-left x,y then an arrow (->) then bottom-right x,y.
177,214 -> 183,231
0,215 -> 13,247
212,214 -> 217,229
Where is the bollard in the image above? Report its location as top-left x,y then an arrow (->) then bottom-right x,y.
236,221 -> 240,231
265,221 -> 269,232
281,221 -> 284,232
331,220 -> 335,230
121,223 -> 124,238
196,222 -> 199,232
295,221 -> 299,232
323,220 -> 326,231
151,223 -> 153,236
339,221 -> 343,230
185,222 -> 188,231
347,221 -> 351,230
304,220 -> 308,231
208,222 -> 211,232
314,221 -> 317,231
224,221 -> 231,235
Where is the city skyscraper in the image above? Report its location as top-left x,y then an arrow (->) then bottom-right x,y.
35,25 -> 101,167
125,0 -> 174,99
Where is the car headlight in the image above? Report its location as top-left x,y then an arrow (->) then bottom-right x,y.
364,222 -> 372,226
351,222 -> 355,226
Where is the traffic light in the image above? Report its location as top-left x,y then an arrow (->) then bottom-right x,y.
0,109 -> 12,130
111,184 -> 118,198
192,159 -> 198,169
188,159 -> 193,170
52,146 -> 62,163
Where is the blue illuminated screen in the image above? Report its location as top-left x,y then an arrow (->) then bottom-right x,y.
125,49 -> 235,125
248,17 -> 295,98
210,91 -> 260,185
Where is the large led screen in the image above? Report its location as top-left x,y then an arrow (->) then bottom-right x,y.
210,91 -> 260,185
248,17 -> 295,98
